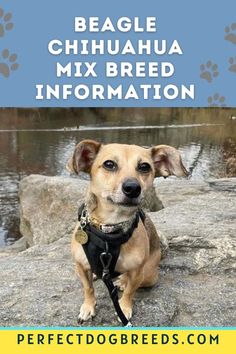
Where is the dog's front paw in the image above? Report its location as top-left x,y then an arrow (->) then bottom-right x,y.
119,298 -> 133,320
78,303 -> 96,324
114,274 -> 127,291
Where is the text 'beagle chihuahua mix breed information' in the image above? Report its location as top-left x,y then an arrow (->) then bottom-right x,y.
36,17 -> 195,101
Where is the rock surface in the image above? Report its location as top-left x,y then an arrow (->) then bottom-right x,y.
0,176 -> 236,327
19,175 -> 88,246
153,178 -> 236,274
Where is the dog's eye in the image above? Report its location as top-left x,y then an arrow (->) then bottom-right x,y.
103,160 -> 117,171
137,162 -> 151,173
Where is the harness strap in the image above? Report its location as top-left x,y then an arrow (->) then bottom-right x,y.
102,274 -> 132,327
99,245 -> 132,326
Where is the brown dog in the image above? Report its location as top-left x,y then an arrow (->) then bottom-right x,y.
67,140 -> 188,324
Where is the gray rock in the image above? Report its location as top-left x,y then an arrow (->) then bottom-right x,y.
0,237 -> 28,255
0,176 -> 236,326
154,177 -> 212,207
151,179 -> 236,274
19,175 -> 88,245
208,178 -> 236,192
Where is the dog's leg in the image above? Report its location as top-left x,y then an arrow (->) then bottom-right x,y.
119,267 -> 144,320
141,249 -> 161,287
75,263 -> 96,323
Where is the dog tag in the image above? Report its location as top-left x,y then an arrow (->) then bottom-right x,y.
75,228 -> 88,245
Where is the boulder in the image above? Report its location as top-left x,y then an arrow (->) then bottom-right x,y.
19,175 -> 88,245
0,176 -> 235,326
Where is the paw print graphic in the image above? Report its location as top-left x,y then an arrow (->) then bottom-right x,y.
0,49 -> 19,78
0,8 -> 14,37
200,61 -> 219,83
228,57 -> 236,73
225,23 -> 236,44
208,93 -> 226,107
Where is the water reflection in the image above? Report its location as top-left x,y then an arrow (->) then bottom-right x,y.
0,108 -> 235,246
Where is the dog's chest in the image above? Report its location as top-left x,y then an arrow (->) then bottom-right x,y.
115,226 -> 149,273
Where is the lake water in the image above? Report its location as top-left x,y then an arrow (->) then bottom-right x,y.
0,107 -> 235,246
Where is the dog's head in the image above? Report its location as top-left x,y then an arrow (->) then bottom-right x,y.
67,139 -> 188,209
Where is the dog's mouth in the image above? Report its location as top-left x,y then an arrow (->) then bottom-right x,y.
107,196 -> 141,207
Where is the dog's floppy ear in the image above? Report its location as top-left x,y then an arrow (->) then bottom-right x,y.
66,139 -> 101,174
151,145 -> 189,178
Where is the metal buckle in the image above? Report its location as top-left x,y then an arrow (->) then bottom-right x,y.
100,252 -> 112,270
80,208 -> 88,229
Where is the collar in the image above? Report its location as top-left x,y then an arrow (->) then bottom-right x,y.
78,204 -> 146,247
78,204 -> 138,234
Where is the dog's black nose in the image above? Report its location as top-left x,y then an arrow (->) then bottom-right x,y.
122,179 -> 141,199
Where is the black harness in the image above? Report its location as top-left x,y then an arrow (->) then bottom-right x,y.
77,203 -> 146,326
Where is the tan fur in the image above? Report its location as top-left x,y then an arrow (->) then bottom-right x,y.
69,140 -> 188,323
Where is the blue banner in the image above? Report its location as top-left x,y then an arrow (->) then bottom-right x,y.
0,0 -> 235,107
